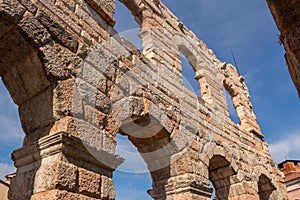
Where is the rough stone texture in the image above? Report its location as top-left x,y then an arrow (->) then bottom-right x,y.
267,0 -> 300,98
78,168 -> 101,198
0,0 -> 288,199
0,180 -> 9,200
34,161 -> 78,193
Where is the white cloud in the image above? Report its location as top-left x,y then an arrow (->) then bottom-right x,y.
0,114 -> 24,145
115,135 -> 149,174
0,162 -> 16,181
244,68 -> 262,88
269,132 -> 300,163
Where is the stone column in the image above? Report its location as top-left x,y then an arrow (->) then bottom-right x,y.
9,132 -> 123,200
148,172 -> 213,200
165,181 -> 212,200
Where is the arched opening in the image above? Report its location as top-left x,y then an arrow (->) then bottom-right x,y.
258,174 -> 276,200
208,155 -> 236,200
0,10 -> 55,199
180,52 -> 202,97
112,114 -> 172,200
224,88 -> 240,124
164,34 -> 211,103
111,2 -> 159,198
114,134 -> 152,199
113,0 -> 143,52
0,79 -> 23,180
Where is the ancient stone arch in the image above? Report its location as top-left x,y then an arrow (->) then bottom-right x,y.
208,155 -> 237,200
0,0 -> 288,199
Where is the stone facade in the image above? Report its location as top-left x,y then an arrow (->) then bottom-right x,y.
267,0 -> 300,98
0,180 -> 9,200
0,0 -> 287,199
279,160 -> 300,200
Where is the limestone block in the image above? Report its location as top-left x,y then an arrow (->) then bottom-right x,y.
34,161 -> 78,193
1,30 -> 51,105
102,131 -> 116,154
18,12 -> 51,47
39,43 -> 82,80
50,116 -> 75,135
78,168 -> 101,198
75,4 -> 109,38
228,183 -> 246,197
120,0 -> 142,16
56,0 -> 76,12
81,59 -> 107,88
72,118 -> 104,149
54,78 -> 78,118
104,114 -> 119,136
0,0 -> 26,24
19,85 -> 55,134
174,154 -> 193,175
84,104 -> 106,128
95,90 -> 111,114
36,10 -> 78,52
31,189 -> 99,200
101,176 -> 115,199
49,117 -> 105,151
85,0 -> 116,26
9,167 -> 37,200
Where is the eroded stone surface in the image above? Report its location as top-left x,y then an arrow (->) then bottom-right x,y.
0,0 -> 288,199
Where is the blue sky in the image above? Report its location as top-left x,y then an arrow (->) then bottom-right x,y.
0,0 -> 300,199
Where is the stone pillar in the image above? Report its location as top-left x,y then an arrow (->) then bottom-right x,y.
148,173 -> 213,200
9,132 -> 123,200
165,181 -> 212,200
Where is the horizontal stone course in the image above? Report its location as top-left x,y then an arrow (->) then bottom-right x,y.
0,0 -> 288,199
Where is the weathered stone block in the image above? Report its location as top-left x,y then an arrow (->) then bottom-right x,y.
36,10 -> 78,53
34,161 -> 78,193
1,30 -> 51,105
85,0 -> 116,26
78,168 -> 101,198
9,167 -> 37,200
0,0 -> 26,23
95,90 -> 111,113
39,43 -> 82,80
19,85 -> 55,134
18,12 -> 51,47
101,176 -> 115,199
0,0 -> 288,199
31,189 -> 99,200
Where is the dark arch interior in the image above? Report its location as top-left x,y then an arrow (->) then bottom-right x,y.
258,174 -> 275,200
114,114 -> 172,200
209,155 -> 236,200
